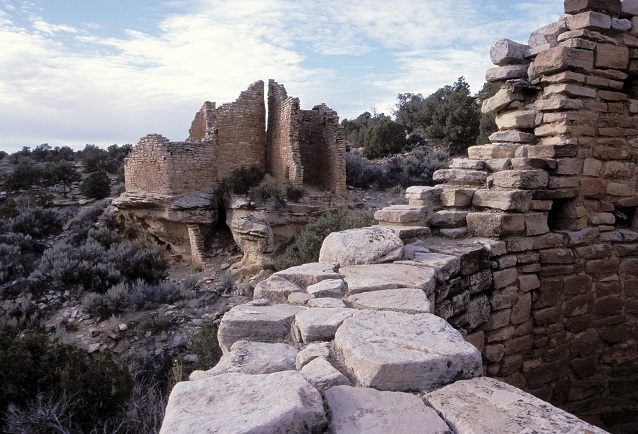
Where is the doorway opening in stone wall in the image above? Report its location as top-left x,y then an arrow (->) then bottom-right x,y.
548,198 -> 580,231
613,205 -> 637,229
206,201 -> 236,258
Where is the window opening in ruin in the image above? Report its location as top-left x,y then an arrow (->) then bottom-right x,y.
215,202 -> 229,234
548,198 -> 578,231
614,206 -> 637,229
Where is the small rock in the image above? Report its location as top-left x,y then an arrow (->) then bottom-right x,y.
300,357 -> 350,392
88,343 -> 100,354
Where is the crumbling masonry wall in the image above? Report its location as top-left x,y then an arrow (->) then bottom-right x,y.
372,1 -> 638,431
299,105 -> 347,197
266,80 -> 304,188
124,134 -> 217,195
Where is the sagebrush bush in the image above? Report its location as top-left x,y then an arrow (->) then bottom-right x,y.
9,206 -> 64,238
286,186 -> 304,202
249,175 -> 286,208
274,209 -> 374,269
345,153 -> 382,188
189,321 -> 223,372
214,166 -> 264,202
218,271 -> 236,295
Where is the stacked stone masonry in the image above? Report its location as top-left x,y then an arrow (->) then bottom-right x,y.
125,80 -> 346,198
375,1 -> 638,431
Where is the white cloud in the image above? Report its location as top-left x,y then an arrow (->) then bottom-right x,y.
0,0 -> 563,152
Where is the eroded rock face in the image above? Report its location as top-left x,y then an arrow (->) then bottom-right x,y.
324,385 -> 451,434
345,288 -> 432,314
425,377 -> 607,434
319,227 -> 404,266
229,215 -> 274,274
334,311 -> 482,391
160,371 -> 327,434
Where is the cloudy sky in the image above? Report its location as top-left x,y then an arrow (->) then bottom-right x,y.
0,0 -> 562,152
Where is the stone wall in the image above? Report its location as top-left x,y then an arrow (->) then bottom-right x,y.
266,80 -> 304,188
299,105 -> 347,197
124,134 -> 217,195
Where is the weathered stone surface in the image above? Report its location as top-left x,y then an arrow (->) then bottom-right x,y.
160,372 -> 327,434
217,302 -> 303,352
595,44 -> 629,70
565,0 -> 620,14
325,385 -> 451,434
473,190 -> 532,212
274,262 -> 340,287
430,210 -> 468,228
623,0 -> 638,15
319,227 -> 403,266
334,311 -> 482,391
491,170 -> 549,189
397,251 -> 461,283
495,109 -> 536,130
486,65 -> 529,82
229,215 -> 274,273
567,11 -> 612,30
440,188 -> 476,207
253,275 -> 303,303
425,377 -> 607,434
481,89 -> 524,114
433,169 -> 488,186
340,263 -> 436,295
306,279 -> 347,298
288,292 -> 313,306
529,20 -> 568,48
490,39 -> 531,66
307,298 -> 346,308
374,205 -> 427,224
405,185 -> 443,204
489,130 -> 535,143
467,212 -> 525,237
346,288 -> 432,314
293,308 -> 356,343
468,144 -> 520,159
190,340 -> 297,380
300,357 -> 350,392
296,342 -> 331,369
535,46 -> 594,75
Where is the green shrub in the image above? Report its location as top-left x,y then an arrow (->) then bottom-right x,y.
9,206 -> 64,238
80,170 -> 111,199
189,321 -> 223,372
345,153 -> 382,189
286,186 -> 304,202
3,163 -> 42,191
214,166 -> 264,202
249,175 -> 286,208
275,209 -> 374,269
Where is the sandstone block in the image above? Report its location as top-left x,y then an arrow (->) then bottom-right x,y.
306,279 -> 347,298
473,189 -> 533,212
319,227 -> 403,266
340,263 -> 436,295
466,212 -> 525,237
374,205 -> 427,224
489,130 -> 535,143
433,169 -> 488,186
300,357 -> 350,392
440,188 -> 475,207
217,302 -> 303,352
346,288 -> 432,314
274,262 -> 340,287
405,186 -> 443,208
567,11 -> 612,30
190,340 -> 297,380
486,65 -> 529,82
451,158 -> 486,170
296,342 -> 331,370
430,210 -> 468,228
481,89 -> 524,114
253,275 -> 303,303
535,97 -> 584,111
529,20 -> 568,48
325,386 -> 451,434
624,0 -> 638,15
496,109 -> 536,130
565,0 -> 620,14
490,39 -> 531,66
334,311 -> 482,391
293,308 -> 356,343
468,144 -> 520,159
398,251 -> 461,283
612,17 -> 632,31
491,170 -> 549,189
535,46 -> 594,74
160,372 -> 327,434
525,212 -> 550,236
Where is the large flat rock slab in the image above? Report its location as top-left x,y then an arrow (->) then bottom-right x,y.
325,385 -> 451,434
374,205 -> 427,224
189,340 -> 297,380
425,377 -> 607,434
319,226 -> 404,266
346,288 -> 432,314
217,302 -> 303,352
334,311 -> 482,391
161,371 -> 327,434
253,275 -> 303,303
396,251 -> 461,283
274,262 -> 341,287
293,308 -> 357,343
340,263 -> 436,295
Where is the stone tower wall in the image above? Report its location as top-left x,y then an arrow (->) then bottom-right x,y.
214,81 -> 267,181
299,105 -> 347,198
266,80 -> 304,187
188,101 -> 216,142
420,1 -> 638,429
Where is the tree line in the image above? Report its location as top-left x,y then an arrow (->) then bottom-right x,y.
341,78 -> 499,158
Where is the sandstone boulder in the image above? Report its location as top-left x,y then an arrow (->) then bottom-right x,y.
319,227 -> 404,266
293,308 -> 357,343
300,357 -> 350,392
253,275 -> 303,303
325,385 -> 451,434
306,279 -> 347,298
160,371 -> 327,434
334,311 -> 482,391
340,263 -> 437,295
425,377 -> 607,434
296,342 -> 332,369
274,262 -> 341,287
490,39 -> 531,65
307,297 -> 346,308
